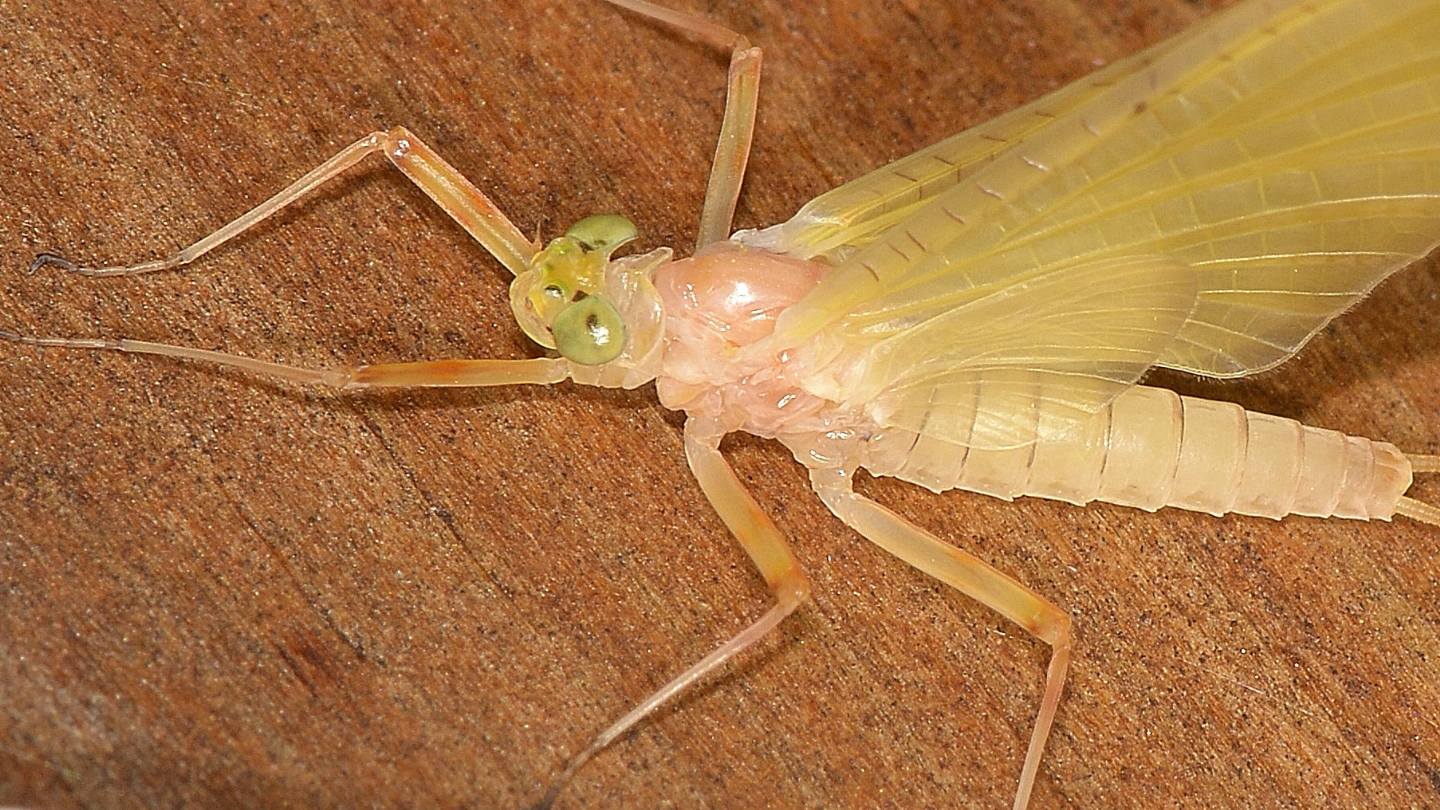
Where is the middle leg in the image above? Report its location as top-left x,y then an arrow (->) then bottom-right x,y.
536,419 -> 810,807
810,468 -> 1071,810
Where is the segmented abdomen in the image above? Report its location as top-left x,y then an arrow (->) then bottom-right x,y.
860,386 -> 1411,521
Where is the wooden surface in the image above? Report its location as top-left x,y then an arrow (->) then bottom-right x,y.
3,1 -> 1439,807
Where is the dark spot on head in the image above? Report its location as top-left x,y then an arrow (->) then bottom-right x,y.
1134,100 -> 1148,115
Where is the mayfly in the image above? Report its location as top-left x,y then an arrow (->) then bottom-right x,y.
7,0 -> 1440,806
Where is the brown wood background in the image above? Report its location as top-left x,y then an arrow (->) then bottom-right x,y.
3,1 -> 1438,807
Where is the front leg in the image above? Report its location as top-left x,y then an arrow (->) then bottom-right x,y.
537,419 -> 809,807
32,127 -> 538,278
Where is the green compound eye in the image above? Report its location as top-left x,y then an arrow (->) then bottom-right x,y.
552,296 -> 626,365
564,214 -> 638,253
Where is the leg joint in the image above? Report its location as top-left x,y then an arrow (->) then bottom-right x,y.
775,569 -> 812,608
1038,610 -> 1073,650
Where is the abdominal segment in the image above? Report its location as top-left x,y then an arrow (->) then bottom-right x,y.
861,386 -> 1412,521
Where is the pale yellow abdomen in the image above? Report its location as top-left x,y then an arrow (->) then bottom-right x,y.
861,386 -> 1412,521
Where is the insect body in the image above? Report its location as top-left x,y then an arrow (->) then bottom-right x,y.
7,0 -> 1440,807
859,382 -> 1419,521
654,246 -> 1420,524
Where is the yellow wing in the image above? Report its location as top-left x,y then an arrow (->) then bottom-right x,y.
738,18 -> 1197,264
762,0 -> 1440,449
835,255 -> 1198,450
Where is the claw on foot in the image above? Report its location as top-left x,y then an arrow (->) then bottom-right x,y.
0,327 -> 116,351
28,252 -> 81,275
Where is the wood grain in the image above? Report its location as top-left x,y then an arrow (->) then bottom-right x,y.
3,1 -> 1438,807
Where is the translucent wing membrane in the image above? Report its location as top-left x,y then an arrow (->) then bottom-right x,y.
845,255 -> 1197,450
768,0 -> 1440,448
739,8 -> 1198,263
990,0 -> 1440,376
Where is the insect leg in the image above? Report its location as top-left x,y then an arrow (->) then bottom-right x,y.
601,1 -> 761,250
809,469 -> 1070,810
600,0 -> 742,50
694,41 -> 762,250
538,419 -> 809,808
31,127 -> 537,278
0,329 -> 569,389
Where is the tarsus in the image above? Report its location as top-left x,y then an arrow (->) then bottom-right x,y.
27,252 -> 79,274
